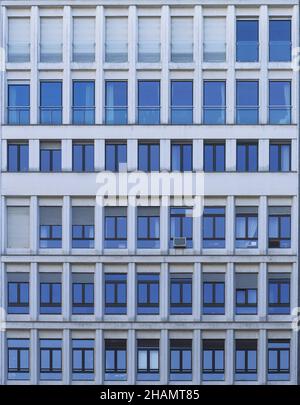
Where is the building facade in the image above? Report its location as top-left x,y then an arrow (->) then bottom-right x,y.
0,0 -> 298,385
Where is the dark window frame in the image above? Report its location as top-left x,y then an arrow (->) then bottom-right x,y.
7,281 -> 29,312
40,282 -> 62,312
269,142 -> 291,172
236,141 -> 258,172
105,274 -> 127,313
7,143 -> 29,172
40,340 -> 62,375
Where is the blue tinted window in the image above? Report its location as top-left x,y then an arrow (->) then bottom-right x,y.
40,339 -> 62,380
203,281 -> 225,314
236,81 -> 259,124
268,340 -> 290,381
171,81 -> 193,124
105,340 -> 127,381
236,20 -> 259,62
269,81 -> 291,125
137,274 -> 159,315
171,143 -> 192,172
72,282 -> 94,314
204,143 -> 225,172
237,142 -> 258,172
268,213 -> 291,248
269,20 -> 291,62
40,81 -> 62,124
235,213 -> 258,249
202,340 -> 225,381
39,225 -> 62,248
138,143 -> 160,172
105,81 -> 128,124
105,143 -> 127,172
137,214 -> 160,249
72,144 -> 94,172
269,143 -> 291,172
40,282 -> 61,314
8,84 -> 30,125
203,81 -> 226,124
8,143 -> 29,172
72,339 -> 94,380
235,340 -> 257,381
138,81 -> 160,124
40,147 -> 61,172
170,207 -> 193,248
268,278 -> 290,314
170,275 -> 192,315
104,211 -> 127,249
8,282 -> 29,314
72,81 -> 95,124
203,207 -> 225,248
7,339 -> 30,380
105,274 -> 127,314
170,340 -> 192,381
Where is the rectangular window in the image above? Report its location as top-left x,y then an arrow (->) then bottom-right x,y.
8,84 -> 30,125
8,142 -> 29,172
8,17 -> 30,62
203,81 -> 226,124
203,207 -> 225,248
72,274 -> 94,315
268,275 -> 290,315
171,17 -> 193,62
170,207 -> 193,248
171,81 -> 193,124
7,273 -> 29,314
137,339 -> 159,381
105,273 -> 127,315
170,274 -> 192,315
105,142 -> 127,172
40,339 -> 62,381
138,81 -> 160,124
40,17 -> 63,63
72,143 -> 94,172
40,81 -> 62,124
7,206 -> 29,249
138,142 -> 160,172
40,142 -> 61,172
269,20 -> 291,62
137,207 -> 160,249
235,340 -> 257,381
202,340 -> 225,381
138,17 -> 160,62
72,17 -> 95,62
105,17 -> 128,63
72,207 -> 94,248
268,340 -> 290,381
204,142 -> 225,172
235,273 -> 257,315
269,142 -> 291,172
236,81 -> 259,124
235,207 -> 258,248
171,143 -> 192,172
203,274 -> 225,315
237,142 -> 258,172
40,274 -> 62,315
269,81 -> 291,125
104,207 -> 127,249
105,340 -> 127,381
137,273 -> 159,315
170,339 -> 192,381
39,206 -> 62,248
72,339 -> 94,381
72,81 -> 95,124
236,20 -> 259,62
105,81 -> 128,125
268,206 -> 291,248
7,338 -> 30,380
203,17 -> 226,62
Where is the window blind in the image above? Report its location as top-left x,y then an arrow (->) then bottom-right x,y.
40,17 -> 63,62
171,17 -> 193,62
105,17 -> 128,62
7,206 -> 30,248
203,17 -> 226,62
138,17 -> 161,62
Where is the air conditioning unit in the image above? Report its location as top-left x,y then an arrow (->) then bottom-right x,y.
173,237 -> 187,248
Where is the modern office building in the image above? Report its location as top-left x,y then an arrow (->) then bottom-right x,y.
0,0 -> 298,385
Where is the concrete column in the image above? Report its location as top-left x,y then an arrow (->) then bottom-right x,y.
95,262 -> 103,321
258,196 -> 267,254
30,6 -> 38,124
160,139 -> 170,172
193,6 -> 202,124
62,139 -> 72,171
226,262 -> 234,321
226,139 -> 236,172
258,262 -> 267,321
95,6 -> 104,124
128,6 -> 137,124
30,262 -> 38,321
193,196 -> 202,254
62,196 -> 71,254
226,196 -> 234,254
291,262 -> 298,315
127,139 -> 138,172
127,329 -> 136,384
193,139 -> 203,172
1,140 -> 7,172
226,6 -> 235,124
160,196 -> 169,254
160,329 -> 168,384
291,196 -> 298,254
128,197 -> 136,254
292,5 -> 299,125
63,6 -> 71,124
95,329 -> 104,384
127,263 -> 136,321
1,197 -> 6,254
193,329 -> 201,384
259,6 -> 268,124
94,139 -> 105,172
95,196 -> 103,254
258,139 -> 269,172
161,6 -> 170,124
30,196 -> 38,254
29,139 -> 39,171
258,329 -> 267,384
193,263 -> 201,322
30,329 -> 38,384
62,263 -> 71,321
160,263 -> 169,321
63,329 -> 71,384
290,330 -> 298,384
225,329 -> 234,384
